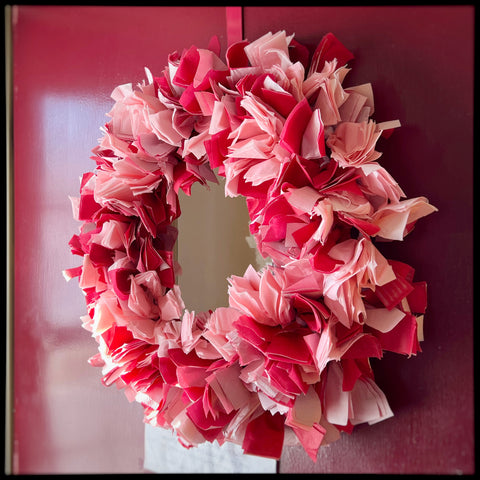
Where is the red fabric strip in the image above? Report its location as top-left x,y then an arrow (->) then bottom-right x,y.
225,6 -> 243,47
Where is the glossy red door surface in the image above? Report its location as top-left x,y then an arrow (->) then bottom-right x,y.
241,6 -> 474,474
11,6 -> 229,474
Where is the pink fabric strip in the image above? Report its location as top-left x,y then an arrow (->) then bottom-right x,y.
225,6 -> 243,47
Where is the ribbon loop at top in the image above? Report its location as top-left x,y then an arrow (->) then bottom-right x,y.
226,6 -> 243,47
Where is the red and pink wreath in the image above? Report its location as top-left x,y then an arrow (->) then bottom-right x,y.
64,31 -> 437,461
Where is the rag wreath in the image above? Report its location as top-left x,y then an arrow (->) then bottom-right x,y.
65,31 -> 437,461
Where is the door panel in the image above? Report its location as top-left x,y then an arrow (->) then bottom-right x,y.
241,6 -> 474,474
10,6 -> 230,474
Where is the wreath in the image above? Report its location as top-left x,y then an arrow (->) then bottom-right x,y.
64,31 -> 437,461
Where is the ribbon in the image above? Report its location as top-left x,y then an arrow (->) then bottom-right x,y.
226,6 -> 243,47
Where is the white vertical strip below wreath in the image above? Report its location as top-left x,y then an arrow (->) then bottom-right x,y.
64,31 -> 437,461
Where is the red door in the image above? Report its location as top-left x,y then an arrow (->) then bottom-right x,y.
240,6 -> 474,474
8,5 -> 474,474
9,6 -> 230,474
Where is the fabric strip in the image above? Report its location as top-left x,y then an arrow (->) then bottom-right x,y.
225,6 -> 243,47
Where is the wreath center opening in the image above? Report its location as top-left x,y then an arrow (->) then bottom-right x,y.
176,177 -> 259,313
